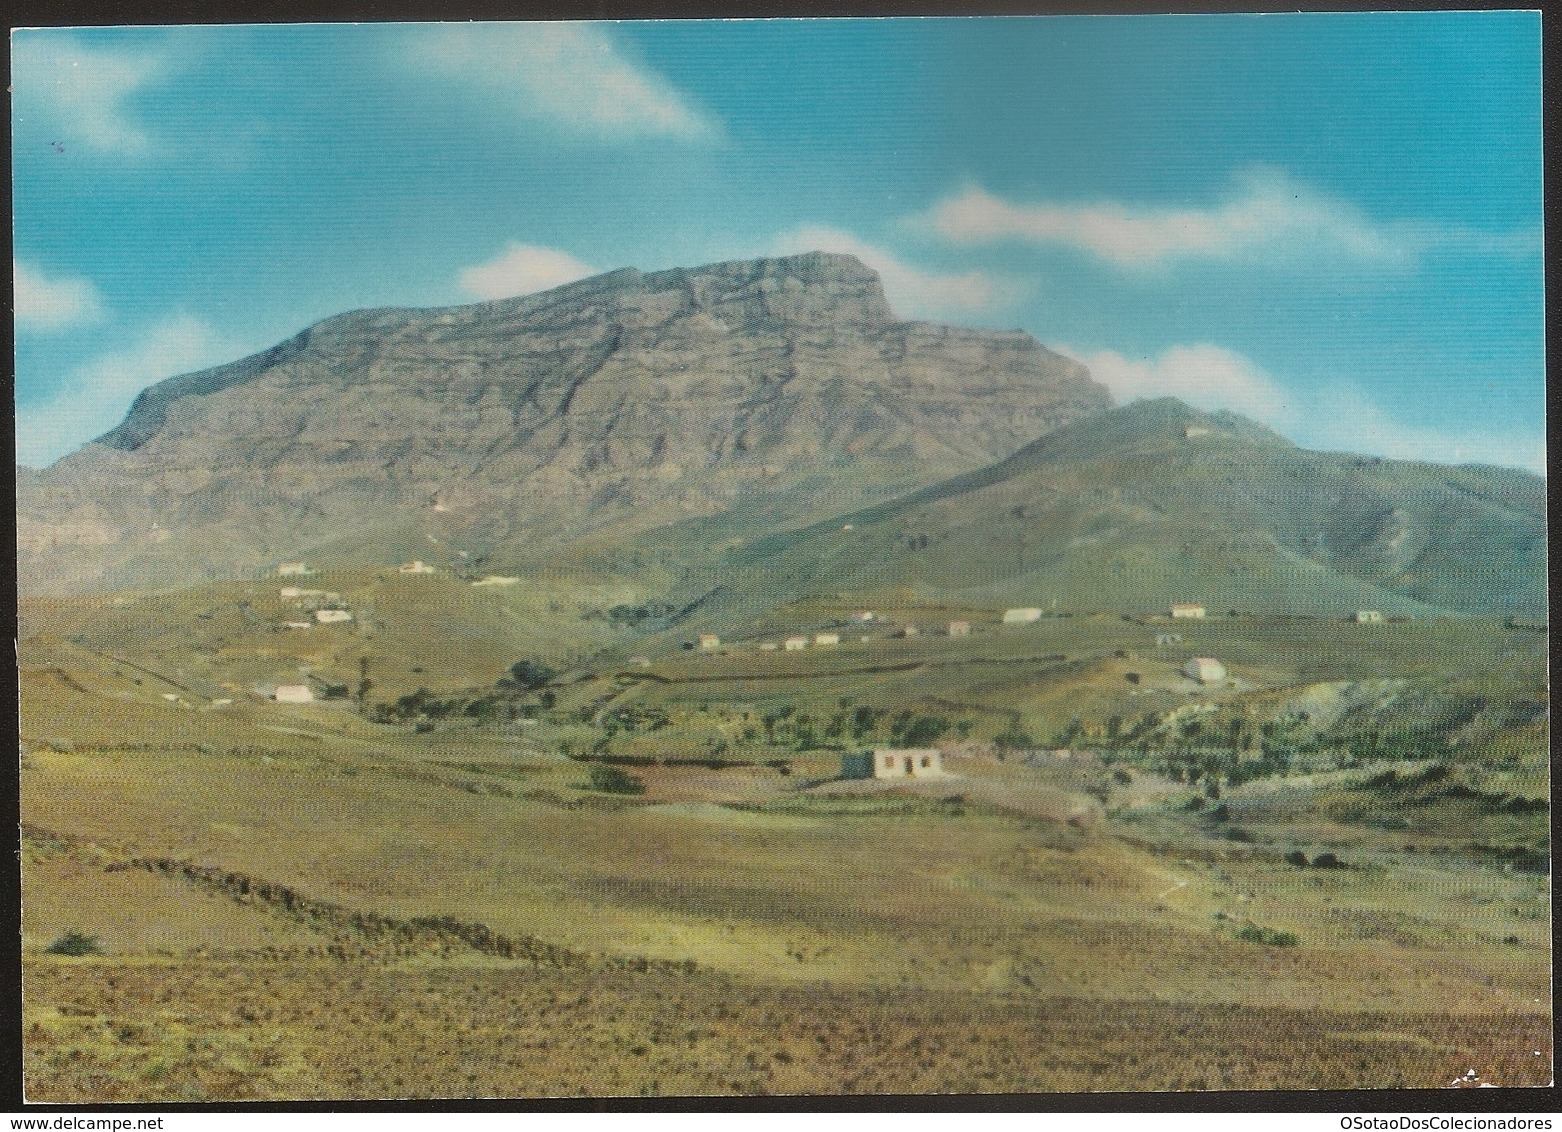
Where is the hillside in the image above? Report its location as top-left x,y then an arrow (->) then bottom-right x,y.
16,252 -> 1110,595
699,398 -> 1547,620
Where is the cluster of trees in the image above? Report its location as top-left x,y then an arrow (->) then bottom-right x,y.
754,701 -> 970,752
600,602 -> 681,628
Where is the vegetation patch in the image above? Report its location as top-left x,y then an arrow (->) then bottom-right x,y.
45,931 -> 104,957
1235,925 -> 1299,947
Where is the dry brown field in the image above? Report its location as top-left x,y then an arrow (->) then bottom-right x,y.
18,601 -> 1552,1100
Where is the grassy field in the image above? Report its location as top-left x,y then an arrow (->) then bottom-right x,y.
17,583 -> 1551,1099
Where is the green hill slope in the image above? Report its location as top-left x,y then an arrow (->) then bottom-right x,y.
704,399 -> 1545,620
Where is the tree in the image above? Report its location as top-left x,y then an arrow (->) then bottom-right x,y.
902,715 -> 949,747
999,724 -> 1037,749
502,660 -> 557,691
587,764 -> 645,795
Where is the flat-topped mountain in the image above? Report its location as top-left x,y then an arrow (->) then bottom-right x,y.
17,252 -> 1111,594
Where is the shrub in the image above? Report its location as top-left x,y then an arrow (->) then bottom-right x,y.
1284,850 -> 1309,867
45,930 -> 103,956
1236,925 -> 1298,947
1312,852 -> 1344,869
586,764 -> 645,795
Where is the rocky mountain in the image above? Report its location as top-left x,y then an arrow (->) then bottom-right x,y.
17,252 -> 1111,595
701,398 -> 1548,618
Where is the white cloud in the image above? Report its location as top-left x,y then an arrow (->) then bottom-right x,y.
16,315 -> 228,468
459,243 -> 600,300
1300,383 -> 1546,474
1057,343 -> 1293,423
923,168 -> 1416,270
409,23 -> 719,143
11,33 -> 169,156
1057,341 -> 1543,474
772,226 -> 1016,319
14,260 -> 104,330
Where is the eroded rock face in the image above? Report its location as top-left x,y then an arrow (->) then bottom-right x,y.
17,252 -> 1112,593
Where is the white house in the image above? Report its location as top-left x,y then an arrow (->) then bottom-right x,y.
698,633 -> 721,650
841,748 -> 945,779
1183,657 -> 1227,684
758,642 -> 779,651
784,636 -> 809,651
274,684 -> 314,703
1002,607 -> 1042,624
314,609 -> 353,624
398,560 -> 437,574
277,562 -> 313,577
849,611 -> 875,624
947,621 -> 971,637
1171,603 -> 1206,619
814,632 -> 840,646
1355,610 -> 1384,624
282,621 -> 312,630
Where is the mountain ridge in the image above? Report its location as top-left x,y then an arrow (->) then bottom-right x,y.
18,251 -> 1112,594
710,398 -> 1546,619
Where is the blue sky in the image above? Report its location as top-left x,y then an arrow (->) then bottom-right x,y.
13,14 -> 1545,472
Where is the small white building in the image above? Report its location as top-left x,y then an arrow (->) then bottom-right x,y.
282,621 -> 312,630
277,562 -> 313,577
758,642 -> 779,651
947,620 -> 971,637
814,631 -> 840,646
1183,657 -> 1227,684
398,560 -> 437,574
628,656 -> 652,667
1355,610 -> 1384,624
841,748 -> 945,779
314,609 -> 353,624
1002,607 -> 1043,624
1171,603 -> 1206,619
849,611 -> 875,624
471,575 -> 520,587
274,684 -> 314,703
698,633 -> 721,650
897,625 -> 920,638
784,636 -> 809,651
1184,426 -> 1211,439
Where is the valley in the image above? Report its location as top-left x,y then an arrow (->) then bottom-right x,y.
16,253 -> 1549,1099
19,568 -> 1550,1097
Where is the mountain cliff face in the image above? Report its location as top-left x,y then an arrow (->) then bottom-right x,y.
17,252 -> 1112,594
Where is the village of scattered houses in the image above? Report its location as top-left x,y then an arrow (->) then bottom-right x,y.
264,563 -> 1394,777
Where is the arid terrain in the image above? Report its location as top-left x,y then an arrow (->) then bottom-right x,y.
19,584 -> 1550,1098
17,253 -> 1550,1100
